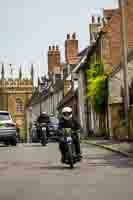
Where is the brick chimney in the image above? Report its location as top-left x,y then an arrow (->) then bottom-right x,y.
89,16 -> 102,45
65,33 -> 79,65
48,45 -> 61,73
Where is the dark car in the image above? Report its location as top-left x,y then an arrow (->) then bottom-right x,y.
47,116 -> 59,140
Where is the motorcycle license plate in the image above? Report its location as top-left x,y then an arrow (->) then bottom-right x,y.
66,136 -> 72,143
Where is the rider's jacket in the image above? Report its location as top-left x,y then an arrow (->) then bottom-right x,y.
58,117 -> 80,136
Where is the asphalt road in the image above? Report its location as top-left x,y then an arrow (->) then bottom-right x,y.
0,142 -> 133,200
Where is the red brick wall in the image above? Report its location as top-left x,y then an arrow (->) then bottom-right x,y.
110,12 -> 121,65
102,11 -> 121,71
102,3 -> 133,71
127,1 -> 133,48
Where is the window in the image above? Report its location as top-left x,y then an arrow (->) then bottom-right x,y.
55,74 -> 61,81
0,112 -> 10,121
129,80 -> 133,105
16,98 -> 23,113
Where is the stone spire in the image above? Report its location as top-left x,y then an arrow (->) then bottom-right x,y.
19,65 -> 22,80
1,63 -> 4,80
30,64 -> 34,82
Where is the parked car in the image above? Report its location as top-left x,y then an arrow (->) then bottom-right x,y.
47,116 -> 59,140
0,111 -> 17,146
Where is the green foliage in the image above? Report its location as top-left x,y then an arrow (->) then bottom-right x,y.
20,128 -> 27,142
86,62 -> 108,113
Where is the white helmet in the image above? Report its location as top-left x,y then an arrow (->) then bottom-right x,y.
62,107 -> 72,120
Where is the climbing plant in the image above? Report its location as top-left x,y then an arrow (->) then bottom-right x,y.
86,62 -> 108,113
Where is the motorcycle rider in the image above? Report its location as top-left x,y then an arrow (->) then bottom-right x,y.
58,107 -> 82,163
36,113 -> 48,143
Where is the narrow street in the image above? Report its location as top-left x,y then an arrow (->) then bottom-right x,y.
0,143 -> 132,199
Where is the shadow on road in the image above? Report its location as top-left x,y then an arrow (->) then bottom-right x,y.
22,144 -> 47,147
83,153 -> 133,169
0,145 -> 6,148
40,165 -> 79,170
23,141 -> 57,147
26,165 -> 79,171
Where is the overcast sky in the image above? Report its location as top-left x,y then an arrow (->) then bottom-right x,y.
0,0 -> 118,77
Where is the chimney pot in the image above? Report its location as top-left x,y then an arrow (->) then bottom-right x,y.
56,45 -> 59,50
67,34 -> 70,40
72,32 -> 76,39
49,46 -> 51,51
97,16 -> 101,23
52,45 -> 55,50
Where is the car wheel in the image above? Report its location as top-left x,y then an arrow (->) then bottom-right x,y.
11,137 -> 17,146
4,141 -> 9,146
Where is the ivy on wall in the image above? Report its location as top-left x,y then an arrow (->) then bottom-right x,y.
86,62 -> 108,113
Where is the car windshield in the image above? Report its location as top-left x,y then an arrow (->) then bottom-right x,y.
50,117 -> 59,124
0,113 -> 10,121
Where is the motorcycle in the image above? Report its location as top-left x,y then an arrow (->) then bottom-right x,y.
60,128 -> 80,169
41,126 -> 47,146
36,123 -> 47,146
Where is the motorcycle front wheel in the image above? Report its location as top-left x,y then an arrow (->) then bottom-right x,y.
41,137 -> 46,146
68,144 -> 74,169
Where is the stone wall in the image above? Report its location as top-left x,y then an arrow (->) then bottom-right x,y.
108,58 -> 133,140
109,104 -> 133,140
0,78 -> 33,142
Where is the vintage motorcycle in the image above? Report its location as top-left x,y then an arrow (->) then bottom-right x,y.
60,128 -> 80,169
36,122 -> 47,146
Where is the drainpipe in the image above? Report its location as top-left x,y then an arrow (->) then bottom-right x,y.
106,77 -> 110,139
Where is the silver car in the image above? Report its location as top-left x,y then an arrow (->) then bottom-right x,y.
0,111 -> 17,146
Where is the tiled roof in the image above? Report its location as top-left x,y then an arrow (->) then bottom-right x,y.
78,46 -> 90,57
27,79 -> 64,107
57,88 -> 78,109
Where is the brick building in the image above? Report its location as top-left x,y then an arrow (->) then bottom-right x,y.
71,2 -> 133,138
27,32 -> 79,125
101,0 -> 133,72
46,33 -> 79,115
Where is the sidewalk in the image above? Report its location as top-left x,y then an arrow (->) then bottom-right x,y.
82,138 -> 133,158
